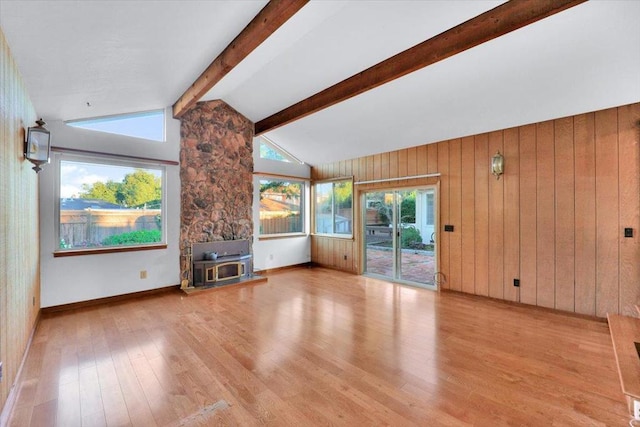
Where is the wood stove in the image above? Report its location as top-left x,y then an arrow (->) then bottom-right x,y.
191,240 -> 252,287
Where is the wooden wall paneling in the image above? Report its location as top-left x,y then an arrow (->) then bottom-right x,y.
519,124 -> 537,305
380,152 -> 390,180
373,154 -> 382,181
407,147 -> 417,178
554,117 -> 576,312
474,134 -> 489,296
460,136 -> 476,294
595,107 -> 620,317
438,141 -> 450,289
573,112 -> 597,315
0,28 -> 39,414
427,144 -> 438,174
416,145 -> 428,175
488,131 -> 505,299
344,158 -> 352,177
448,139 -> 462,291
389,151 -> 399,180
398,149 -> 408,186
503,127 -> 520,302
535,120 -> 555,309
369,154 -> 380,181
358,157 -> 367,183
352,158 -> 361,182
618,103 -> 640,316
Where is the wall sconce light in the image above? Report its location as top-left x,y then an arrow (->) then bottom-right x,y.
24,119 -> 51,173
491,150 -> 504,180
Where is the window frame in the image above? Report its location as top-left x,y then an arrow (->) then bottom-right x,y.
313,177 -> 354,238
54,152 -> 168,256
257,176 -> 307,239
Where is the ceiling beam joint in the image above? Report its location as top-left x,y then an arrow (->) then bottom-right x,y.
172,0 -> 309,119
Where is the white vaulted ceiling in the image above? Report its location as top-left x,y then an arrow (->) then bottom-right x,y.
1,1 -> 639,166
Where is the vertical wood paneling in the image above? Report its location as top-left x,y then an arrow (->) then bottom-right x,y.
536,121 -> 555,308
373,154 -> 382,181
618,103 -> 640,316
416,145 -> 428,175
460,136 -> 475,294
474,134 -> 489,296
406,147 -> 417,178
488,131 -> 504,299
427,144 -> 438,174
554,117 -> 575,312
438,141 -> 450,289
380,152 -> 390,180
574,112 -> 597,315
595,108 -> 619,317
448,139 -> 462,292
310,103 -> 640,317
389,151 -> 398,180
398,149 -> 408,180
503,128 -> 520,302
0,28 -> 39,414
519,125 -> 537,305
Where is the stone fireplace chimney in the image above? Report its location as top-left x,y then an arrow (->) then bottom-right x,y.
178,100 -> 254,283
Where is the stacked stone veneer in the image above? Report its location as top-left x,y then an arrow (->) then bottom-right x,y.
179,100 -> 254,282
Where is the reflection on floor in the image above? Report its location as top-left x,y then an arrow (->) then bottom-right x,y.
366,246 -> 435,284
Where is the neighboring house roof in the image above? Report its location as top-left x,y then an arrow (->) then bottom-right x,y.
260,197 -> 299,214
60,198 -> 123,210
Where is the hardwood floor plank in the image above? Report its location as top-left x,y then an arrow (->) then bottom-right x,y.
7,268 -> 629,426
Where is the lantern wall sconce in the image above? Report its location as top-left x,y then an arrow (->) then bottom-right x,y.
24,119 -> 51,173
491,150 -> 505,180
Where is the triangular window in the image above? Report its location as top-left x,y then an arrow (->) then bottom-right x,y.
258,136 -> 302,164
66,110 -> 165,142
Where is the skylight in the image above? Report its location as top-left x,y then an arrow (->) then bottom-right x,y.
66,110 -> 165,142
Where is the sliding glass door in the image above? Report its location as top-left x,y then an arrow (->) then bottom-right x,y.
363,187 -> 437,289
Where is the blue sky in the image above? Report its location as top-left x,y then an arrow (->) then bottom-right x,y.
60,161 -> 161,199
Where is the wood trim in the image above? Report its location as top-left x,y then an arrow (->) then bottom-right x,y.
172,0 -> 309,118
255,0 -> 586,135
258,233 -> 307,241
442,288 -> 606,323
53,244 -> 168,257
0,310 -> 40,427
254,172 -> 310,181
52,146 -> 179,166
255,262 -> 312,275
41,284 -> 180,314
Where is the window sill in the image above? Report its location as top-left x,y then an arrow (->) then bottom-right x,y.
53,244 -> 167,257
311,234 -> 354,240
258,233 -> 308,241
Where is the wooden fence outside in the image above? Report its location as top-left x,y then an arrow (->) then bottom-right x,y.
60,209 -> 161,247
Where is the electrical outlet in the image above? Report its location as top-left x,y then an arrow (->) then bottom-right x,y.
140,270 -> 147,279
634,400 -> 640,420
343,254 -> 347,260
513,279 -> 520,287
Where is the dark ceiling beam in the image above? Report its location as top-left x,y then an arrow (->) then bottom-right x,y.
173,0 -> 309,119
255,0 -> 586,135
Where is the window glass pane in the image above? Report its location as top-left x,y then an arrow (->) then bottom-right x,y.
59,160 -> 164,249
334,181 -> 352,234
314,180 -> 353,236
259,140 -> 291,162
66,110 -> 165,141
259,179 -> 303,235
314,182 -> 334,234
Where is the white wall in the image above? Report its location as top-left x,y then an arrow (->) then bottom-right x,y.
39,108 -> 181,307
252,147 -> 311,271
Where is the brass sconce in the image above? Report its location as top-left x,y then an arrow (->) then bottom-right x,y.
491,151 -> 504,180
24,119 -> 51,173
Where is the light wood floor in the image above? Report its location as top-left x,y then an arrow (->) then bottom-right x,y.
6,267 -> 628,426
